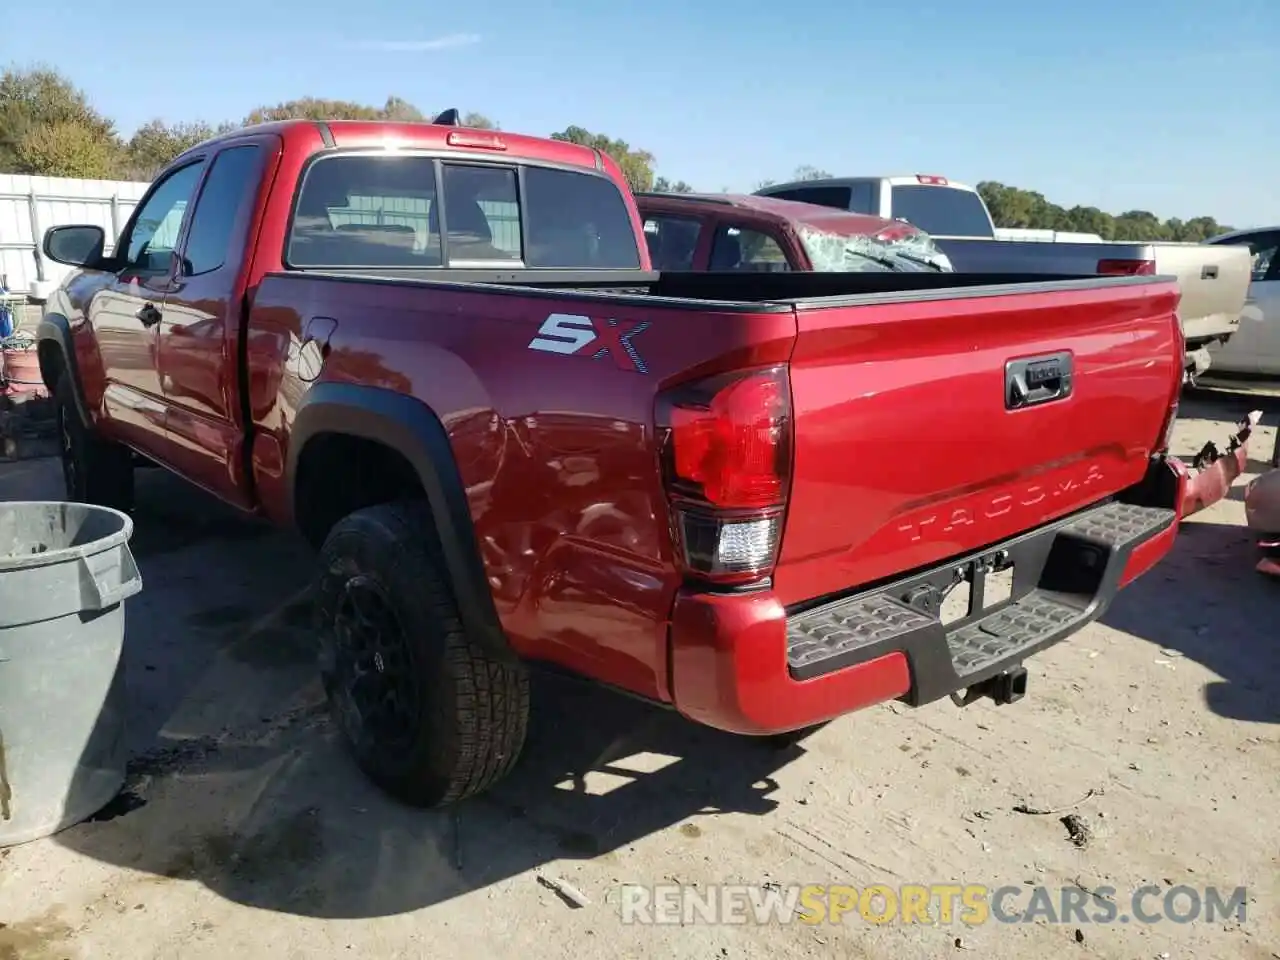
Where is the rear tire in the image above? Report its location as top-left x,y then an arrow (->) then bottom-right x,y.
54,372 -> 135,512
314,500 -> 529,807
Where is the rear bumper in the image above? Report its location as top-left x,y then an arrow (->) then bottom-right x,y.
1182,312 -> 1240,347
669,461 -> 1183,736
1181,442 -> 1249,517
1181,409 -> 1261,518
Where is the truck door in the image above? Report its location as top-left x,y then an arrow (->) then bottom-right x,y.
90,160 -> 205,451
157,137 -> 277,506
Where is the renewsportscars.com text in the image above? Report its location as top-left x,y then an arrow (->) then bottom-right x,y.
618,883 -> 1249,927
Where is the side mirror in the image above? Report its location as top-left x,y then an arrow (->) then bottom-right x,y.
43,225 -> 107,268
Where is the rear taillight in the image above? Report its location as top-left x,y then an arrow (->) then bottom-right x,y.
656,365 -> 792,586
1156,399 -> 1179,454
1097,258 -> 1156,276
1156,303 -> 1185,452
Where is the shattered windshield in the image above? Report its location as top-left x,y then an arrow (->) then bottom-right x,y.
798,225 -> 954,273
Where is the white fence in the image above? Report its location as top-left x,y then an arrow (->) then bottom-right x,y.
0,174 -> 150,300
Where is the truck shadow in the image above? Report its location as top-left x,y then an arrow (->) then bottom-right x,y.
51,469 -> 800,920
1100,516 -> 1280,724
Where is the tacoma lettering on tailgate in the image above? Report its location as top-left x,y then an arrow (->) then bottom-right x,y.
896,463 -> 1107,544
527,313 -> 651,374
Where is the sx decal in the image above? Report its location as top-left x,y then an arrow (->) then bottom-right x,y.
527,313 -> 651,374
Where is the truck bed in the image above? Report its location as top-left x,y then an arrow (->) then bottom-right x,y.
278,265 -> 1110,302
249,268 -> 1180,617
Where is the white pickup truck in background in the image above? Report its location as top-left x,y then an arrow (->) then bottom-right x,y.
754,175 -> 1252,379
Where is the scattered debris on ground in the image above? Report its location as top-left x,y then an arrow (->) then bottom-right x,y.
1012,788 -> 1101,816
1059,813 -> 1093,849
536,873 -> 591,908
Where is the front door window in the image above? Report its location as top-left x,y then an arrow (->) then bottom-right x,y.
121,162 -> 205,274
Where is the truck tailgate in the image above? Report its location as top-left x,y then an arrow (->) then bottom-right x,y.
1154,242 -> 1251,340
775,277 -> 1181,607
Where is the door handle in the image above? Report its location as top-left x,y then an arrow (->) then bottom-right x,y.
137,303 -> 162,327
1005,352 -> 1073,410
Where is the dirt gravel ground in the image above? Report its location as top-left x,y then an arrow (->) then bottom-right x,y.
0,387 -> 1277,960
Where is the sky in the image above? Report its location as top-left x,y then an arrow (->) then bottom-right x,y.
2,0 -> 1277,227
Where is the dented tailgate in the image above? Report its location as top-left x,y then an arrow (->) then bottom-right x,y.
774,276 -> 1182,607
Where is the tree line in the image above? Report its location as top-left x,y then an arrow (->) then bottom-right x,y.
0,66 -> 1230,241
0,65 -> 691,192
975,181 -> 1231,243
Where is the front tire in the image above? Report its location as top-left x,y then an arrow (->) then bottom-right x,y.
54,372 -> 134,511
314,500 -> 529,807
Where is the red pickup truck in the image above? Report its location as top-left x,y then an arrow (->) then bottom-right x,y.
36,114 -> 1188,808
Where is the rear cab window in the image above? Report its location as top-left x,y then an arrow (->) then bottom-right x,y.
760,182 -> 878,216
286,154 -> 641,270
887,185 -> 995,238
767,185 -> 851,211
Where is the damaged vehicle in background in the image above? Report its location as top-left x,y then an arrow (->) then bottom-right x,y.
635,192 -> 954,274
1180,410 -> 1263,519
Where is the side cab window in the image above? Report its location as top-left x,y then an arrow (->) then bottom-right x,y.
118,161 -> 206,275
1245,232 -> 1280,282
642,215 -> 703,270
708,222 -> 792,272
179,144 -> 267,276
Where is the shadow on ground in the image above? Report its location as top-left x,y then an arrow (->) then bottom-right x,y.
1180,382 -> 1280,426
1101,516 -> 1280,725
38,465 -> 803,921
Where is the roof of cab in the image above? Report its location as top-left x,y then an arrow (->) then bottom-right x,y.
635,191 -> 922,240
172,118 -> 605,174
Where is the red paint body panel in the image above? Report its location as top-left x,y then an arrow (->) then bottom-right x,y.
41,118 -> 1187,734
245,273 -> 797,699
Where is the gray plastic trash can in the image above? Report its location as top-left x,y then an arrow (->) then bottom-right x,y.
0,501 -> 142,846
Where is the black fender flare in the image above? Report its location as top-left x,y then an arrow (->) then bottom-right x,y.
36,313 -> 91,427
288,381 -> 514,663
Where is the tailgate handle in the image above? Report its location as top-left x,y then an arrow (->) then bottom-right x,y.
1005,352 -> 1073,410
1201,265 -> 1219,280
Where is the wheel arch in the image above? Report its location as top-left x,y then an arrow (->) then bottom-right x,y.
287,381 -> 513,663
36,313 -> 90,426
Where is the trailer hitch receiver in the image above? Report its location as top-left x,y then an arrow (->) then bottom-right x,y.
951,666 -> 1029,707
